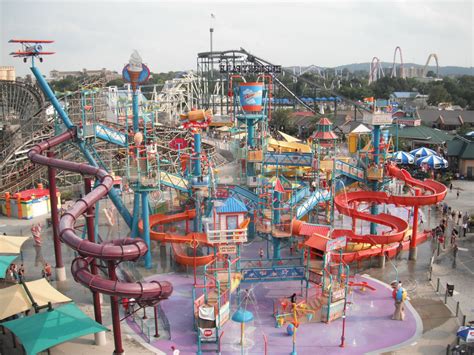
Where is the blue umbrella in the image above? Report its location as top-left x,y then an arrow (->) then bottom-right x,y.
232,308 -> 254,346
392,151 -> 415,164
410,147 -> 439,158
457,326 -> 474,342
416,155 -> 448,169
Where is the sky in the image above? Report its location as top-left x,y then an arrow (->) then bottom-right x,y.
1,0 -> 473,77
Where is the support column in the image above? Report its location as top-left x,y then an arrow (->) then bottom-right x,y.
141,191 -> 152,269
193,132 -> 202,177
84,178 -> 106,346
132,91 -> 139,132
108,261 -> 124,355
272,189 -> 282,260
409,189 -> 421,261
370,125 -> 381,235
130,192 -> 140,238
47,151 -> 66,281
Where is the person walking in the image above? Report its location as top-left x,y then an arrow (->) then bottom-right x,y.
31,223 -> 42,247
43,262 -> 52,281
458,211 -> 463,226
18,264 -> 25,282
11,264 -> 19,283
457,190 -> 460,199
449,183 -> 453,192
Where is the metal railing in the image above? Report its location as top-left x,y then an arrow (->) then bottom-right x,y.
206,226 -> 248,244
429,270 -> 467,327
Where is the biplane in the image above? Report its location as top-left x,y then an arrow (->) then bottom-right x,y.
9,39 -> 54,62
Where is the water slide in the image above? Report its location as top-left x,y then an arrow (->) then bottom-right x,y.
139,210 -> 214,266
295,189 -> 331,220
293,165 -> 447,263
28,130 -> 172,303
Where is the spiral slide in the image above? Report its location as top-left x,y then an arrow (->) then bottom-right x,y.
139,210 -> 215,266
293,165 -> 447,263
28,130 -> 173,303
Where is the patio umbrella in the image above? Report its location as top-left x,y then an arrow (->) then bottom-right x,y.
416,155 -> 448,169
391,151 -> 415,164
457,326 -> 474,342
465,131 -> 474,137
410,147 -> 439,158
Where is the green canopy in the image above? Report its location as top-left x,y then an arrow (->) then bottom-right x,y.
0,255 -> 18,278
2,303 -> 108,355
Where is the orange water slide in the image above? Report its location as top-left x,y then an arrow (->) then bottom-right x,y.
293,165 -> 447,263
138,209 -> 215,266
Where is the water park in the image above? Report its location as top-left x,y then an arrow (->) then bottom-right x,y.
2,42 -> 466,355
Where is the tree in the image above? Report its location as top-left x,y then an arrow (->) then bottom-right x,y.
426,70 -> 436,78
106,78 -> 124,87
428,85 -> 451,106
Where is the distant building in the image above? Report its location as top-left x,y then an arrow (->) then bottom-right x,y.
389,92 -> 428,108
417,109 -> 474,131
49,68 -> 120,81
447,136 -> 474,178
0,66 -> 16,81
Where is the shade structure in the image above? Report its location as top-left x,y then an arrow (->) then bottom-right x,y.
416,155 -> 448,169
231,308 -> 254,323
278,131 -> 301,142
410,147 -> 439,158
0,235 -> 30,254
0,255 -> 18,278
391,151 -> 415,164
457,326 -> 474,342
465,131 -> 474,137
0,278 -> 72,320
2,302 -> 109,355
216,126 -> 231,132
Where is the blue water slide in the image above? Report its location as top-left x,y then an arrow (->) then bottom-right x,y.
295,189 -> 331,220
95,124 -> 127,147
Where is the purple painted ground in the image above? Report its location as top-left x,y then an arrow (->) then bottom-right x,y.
134,273 -> 419,355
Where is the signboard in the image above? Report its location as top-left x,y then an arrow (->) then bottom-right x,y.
219,63 -> 282,74
397,118 -> 421,126
241,266 -> 305,282
199,327 -> 217,342
362,112 -> 393,126
217,302 -> 230,327
218,245 -> 237,255
326,236 -> 347,252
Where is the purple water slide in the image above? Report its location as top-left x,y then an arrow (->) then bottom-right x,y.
28,129 -> 172,303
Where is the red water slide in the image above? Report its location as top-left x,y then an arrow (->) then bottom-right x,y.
294,164 -> 447,263
138,210 -> 215,266
28,130 -> 172,302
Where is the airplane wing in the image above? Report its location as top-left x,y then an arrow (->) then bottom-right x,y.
9,39 -> 54,43
10,51 -> 55,56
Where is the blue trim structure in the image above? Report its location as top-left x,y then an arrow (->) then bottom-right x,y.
141,191 -> 152,269
263,152 -> 313,167
94,124 -> 127,147
240,266 -> 306,282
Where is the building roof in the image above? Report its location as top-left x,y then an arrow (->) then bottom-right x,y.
417,109 -> 474,125
216,197 -> 248,214
447,137 -> 474,160
385,125 -> 454,144
312,131 -> 338,140
317,117 -> 333,126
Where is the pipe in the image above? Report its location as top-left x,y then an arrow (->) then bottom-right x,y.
108,261 -> 124,355
84,178 -> 102,325
47,151 -> 63,269
141,191 -> 152,269
27,130 -> 173,301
